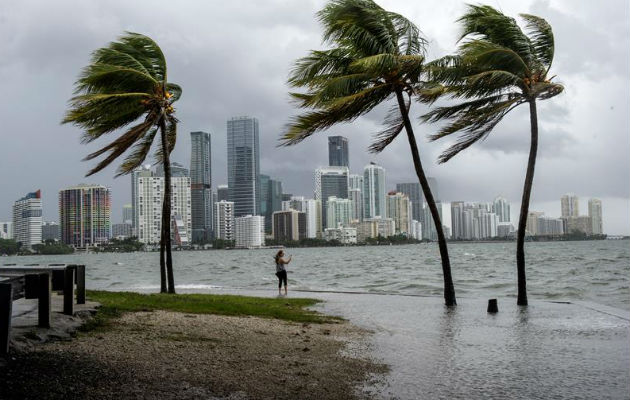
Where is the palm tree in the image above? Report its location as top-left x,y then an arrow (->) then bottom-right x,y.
62,32 -> 182,294
421,5 -> 563,305
281,0 -> 456,306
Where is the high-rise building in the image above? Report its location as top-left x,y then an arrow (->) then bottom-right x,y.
363,163 -> 386,219
411,220 -> 422,240
134,169 -> 191,245
131,166 -> 152,236
493,196 -> 511,222
526,211 -> 545,236
12,190 -> 42,250
217,185 -> 229,202
304,199 -> 322,239
59,184 -> 111,247
214,201 -> 235,241
235,215 -> 265,248
112,223 -> 133,238
122,204 -> 133,225
450,201 -> 465,239
561,193 -> 579,217
0,222 -> 13,240
536,216 -> 564,236
563,215 -> 593,235
42,221 -> 60,242
259,176 -> 283,234
396,182 -> 422,223
328,136 -> 349,167
348,174 -> 363,222
386,192 -> 412,235
155,162 -> 189,177
422,202 -> 444,241
272,209 -> 306,241
315,166 -> 349,228
588,198 -> 603,234
190,131 -> 213,243
326,196 -> 352,229
227,116 -> 260,217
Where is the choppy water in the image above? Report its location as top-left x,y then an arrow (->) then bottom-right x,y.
3,240 -> 629,310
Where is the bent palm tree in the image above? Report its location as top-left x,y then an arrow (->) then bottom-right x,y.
62,32 -> 182,294
421,5 -> 563,305
281,0 -> 456,306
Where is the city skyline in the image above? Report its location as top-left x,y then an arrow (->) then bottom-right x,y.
0,1 -> 627,234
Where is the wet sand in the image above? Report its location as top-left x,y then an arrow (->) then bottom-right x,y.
0,310 -> 386,399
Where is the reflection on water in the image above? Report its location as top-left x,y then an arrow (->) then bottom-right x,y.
3,240 -> 629,310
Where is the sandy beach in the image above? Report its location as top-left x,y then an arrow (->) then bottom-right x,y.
1,309 -> 386,400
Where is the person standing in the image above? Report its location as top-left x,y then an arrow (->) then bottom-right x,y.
274,250 -> 292,296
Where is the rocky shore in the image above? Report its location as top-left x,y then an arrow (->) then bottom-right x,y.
0,309 -> 386,399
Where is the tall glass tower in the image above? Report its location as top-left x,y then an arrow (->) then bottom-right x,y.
328,136 -> 349,167
363,162 -> 386,219
227,116 -> 260,217
315,166 -> 349,228
190,131 -> 212,242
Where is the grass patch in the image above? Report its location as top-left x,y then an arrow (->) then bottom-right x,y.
85,290 -> 339,331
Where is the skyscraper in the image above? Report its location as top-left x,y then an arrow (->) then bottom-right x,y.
363,163 -> 386,219
59,184 -> 111,247
326,196 -> 352,229
214,201 -> 235,241
493,196 -> 511,222
227,116 -> 260,217
134,168 -> 191,244
588,198 -> 603,234
315,166 -> 349,228
122,204 -> 133,225
386,192 -> 411,235
396,182 -> 422,222
216,185 -> 229,202
12,190 -> 42,250
234,215 -> 265,248
42,221 -> 61,242
131,165 -> 152,236
190,131 -> 213,243
561,193 -> 579,217
272,209 -> 306,241
328,136 -> 349,167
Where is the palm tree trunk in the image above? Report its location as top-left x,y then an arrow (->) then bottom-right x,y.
159,215 -> 167,293
395,89 -> 456,306
159,117 -> 176,294
516,99 -> 539,306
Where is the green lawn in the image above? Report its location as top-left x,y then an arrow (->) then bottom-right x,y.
84,290 -> 339,331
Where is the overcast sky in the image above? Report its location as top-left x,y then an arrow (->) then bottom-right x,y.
0,0 -> 628,234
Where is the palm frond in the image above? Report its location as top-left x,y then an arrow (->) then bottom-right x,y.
288,48 -> 355,88
458,4 -> 533,65
116,128 -> 159,176
281,84 -> 391,146
369,95 -> 409,153
428,96 -> 524,163
519,13 -> 554,74
84,116 -> 157,176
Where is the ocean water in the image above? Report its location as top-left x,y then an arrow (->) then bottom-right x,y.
3,240 -> 628,310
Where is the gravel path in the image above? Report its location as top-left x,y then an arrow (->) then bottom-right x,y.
0,311 -> 386,399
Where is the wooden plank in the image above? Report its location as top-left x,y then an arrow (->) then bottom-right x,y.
76,265 -> 86,305
38,273 -> 51,328
24,274 -> 39,299
0,282 -> 12,355
63,267 -> 74,316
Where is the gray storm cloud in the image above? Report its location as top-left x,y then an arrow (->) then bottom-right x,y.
0,0 -> 628,233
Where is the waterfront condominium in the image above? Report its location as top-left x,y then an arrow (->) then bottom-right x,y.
0,222 -> 13,240
561,193 -> 579,217
326,196 -> 353,229
259,175 -> 283,234
363,162 -> 386,219
59,184 -> 111,247
492,196 -> 511,222
133,166 -> 192,245
214,200 -> 235,241
227,116 -> 260,217
234,215 -> 265,248
12,190 -> 42,250
348,174 -> 363,222
328,136 -> 349,167
386,192 -> 412,235
190,131 -> 213,243
588,198 -> 603,234
395,182 -> 422,223
272,209 -> 306,242
315,166 -> 349,229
